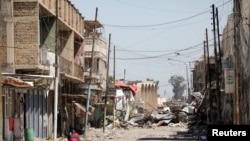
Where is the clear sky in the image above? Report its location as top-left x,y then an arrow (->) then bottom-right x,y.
70,0 -> 233,97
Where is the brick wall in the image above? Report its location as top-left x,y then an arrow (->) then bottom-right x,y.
0,7 -> 7,65
14,2 -> 39,65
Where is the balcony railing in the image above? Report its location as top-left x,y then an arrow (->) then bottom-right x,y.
59,57 -> 84,81
59,57 -> 72,75
74,63 -> 83,79
84,51 -> 106,60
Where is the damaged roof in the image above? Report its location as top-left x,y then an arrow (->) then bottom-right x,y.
115,82 -> 138,96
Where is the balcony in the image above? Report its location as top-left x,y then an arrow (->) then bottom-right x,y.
84,51 -> 106,61
60,57 -> 83,82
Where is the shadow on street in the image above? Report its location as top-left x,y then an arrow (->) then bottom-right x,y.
136,129 -> 206,141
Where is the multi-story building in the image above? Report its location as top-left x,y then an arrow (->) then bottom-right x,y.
0,0 -> 107,140
82,20 -> 107,98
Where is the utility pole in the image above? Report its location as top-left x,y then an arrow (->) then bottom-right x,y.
212,4 -> 221,124
203,40 -> 207,123
112,45 -> 116,126
233,0 -> 240,125
0,51 -> 2,141
205,28 -> 211,124
216,7 -> 222,75
216,7 -> 223,124
113,46 -> 116,83
123,69 -> 126,83
185,64 -> 190,97
84,7 -> 98,136
53,0 -> 59,140
103,34 -> 111,133
203,40 -> 207,89
206,28 -> 211,91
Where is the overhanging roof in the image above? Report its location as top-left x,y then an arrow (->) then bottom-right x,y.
60,72 -> 84,83
1,73 -> 53,88
84,20 -> 103,30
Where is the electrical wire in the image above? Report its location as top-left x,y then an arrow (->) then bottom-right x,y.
104,10 -> 210,28
103,0 -> 232,29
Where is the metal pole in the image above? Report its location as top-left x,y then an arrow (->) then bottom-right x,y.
84,84 -> 91,134
0,51 -> 3,141
185,63 -> 190,97
205,28 -> 211,124
103,34 -> 111,133
112,45 -> 116,127
53,0 -> 59,140
212,4 -> 221,124
84,7 -> 98,136
216,7 -> 222,75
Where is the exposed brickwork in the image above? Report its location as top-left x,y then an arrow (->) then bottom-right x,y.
0,52 -> 2,64
14,22 -> 38,43
14,2 -> 38,17
0,45 -> 7,65
0,16 -> 7,64
1,0 -> 86,73
14,21 -> 38,65
41,0 -> 85,36
13,2 -> 39,65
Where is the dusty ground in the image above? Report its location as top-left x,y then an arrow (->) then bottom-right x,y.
80,122 -> 203,141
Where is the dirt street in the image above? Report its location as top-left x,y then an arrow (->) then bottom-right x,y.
81,123 -> 203,141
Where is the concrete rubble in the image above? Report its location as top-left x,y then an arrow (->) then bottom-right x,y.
79,94 -> 208,141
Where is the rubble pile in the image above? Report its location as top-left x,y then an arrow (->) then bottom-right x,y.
101,93 -> 208,140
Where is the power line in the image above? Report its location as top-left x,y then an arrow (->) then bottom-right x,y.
110,29 -> 235,61
104,10 -> 210,28
103,0 -> 232,28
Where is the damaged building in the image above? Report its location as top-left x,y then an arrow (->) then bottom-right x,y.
192,0 -> 250,125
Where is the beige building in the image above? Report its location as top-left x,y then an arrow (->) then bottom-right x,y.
82,20 -> 107,96
220,0 -> 250,124
191,0 -> 250,125
134,80 -> 158,110
0,0 -> 107,140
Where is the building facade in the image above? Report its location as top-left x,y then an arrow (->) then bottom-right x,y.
191,0 -> 250,125
0,0 -> 107,140
134,80 -> 158,110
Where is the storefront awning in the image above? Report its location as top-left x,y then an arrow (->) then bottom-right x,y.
1,73 -> 53,88
60,72 -> 84,83
2,76 -> 34,88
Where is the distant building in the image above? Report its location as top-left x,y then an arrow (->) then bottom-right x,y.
133,80 -> 158,110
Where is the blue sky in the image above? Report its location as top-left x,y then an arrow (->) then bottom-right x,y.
70,0 -> 233,97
